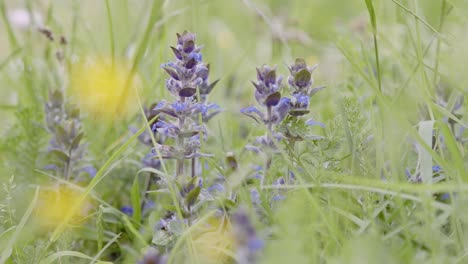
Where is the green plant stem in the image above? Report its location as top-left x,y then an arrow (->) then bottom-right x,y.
176,97 -> 186,178
265,106 -> 273,179
105,0 -> 116,67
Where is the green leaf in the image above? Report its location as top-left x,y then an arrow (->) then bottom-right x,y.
49,90 -> 64,107
185,186 -> 201,209
294,68 -> 311,85
55,125 -> 68,145
49,149 -> 70,163
364,0 -> 377,32
168,220 -> 184,235
152,230 -> 171,246
294,58 -> 307,68
70,132 -> 84,150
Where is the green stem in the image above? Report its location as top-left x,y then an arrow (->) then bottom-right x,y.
105,0 -> 115,67
176,97 -> 186,178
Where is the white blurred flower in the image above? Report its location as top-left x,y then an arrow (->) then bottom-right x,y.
7,8 -> 43,30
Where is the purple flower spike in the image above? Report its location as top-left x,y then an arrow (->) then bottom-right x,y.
252,65 -> 283,107
306,118 -> 325,128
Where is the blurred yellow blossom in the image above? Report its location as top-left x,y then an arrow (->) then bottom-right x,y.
191,216 -> 235,264
70,57 -> 141,119
216,30 -> 235,50
35,185 -> 90,228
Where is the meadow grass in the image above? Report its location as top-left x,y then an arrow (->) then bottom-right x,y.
0,0 -> 467,263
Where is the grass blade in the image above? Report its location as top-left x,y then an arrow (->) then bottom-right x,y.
0,187 -> 39,264
131,175 -> 142,223
364,0 -> 382,92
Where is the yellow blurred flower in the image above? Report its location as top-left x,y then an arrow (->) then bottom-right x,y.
35,185 -> 90,228
191,216 -> 235,264
216,30 -> 235,50
70,57 -> 141,119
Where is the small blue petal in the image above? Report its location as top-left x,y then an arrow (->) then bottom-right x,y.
432,165 -> 442,173
121,206 -> 134,216
44,164 -> 58,170
296,94 -> 309,106
306,119 -> 325,128
153,101 -> 166,111
143,200 -> 155,211
274,177 -> 285,186
247,238 -> 264,251
405,168 -> 412,178
192,52 -> 202,62
82,165 -> 97,178
289,171 -> 295,180
272,195 -> 286,201
253,165 -> 263,171
172,102 -> 188,113
207,183 -> 224,192
151,123 -> 158,132
250,189 -> 260,204
440,193 -> 450,201
241,106 -> 260,114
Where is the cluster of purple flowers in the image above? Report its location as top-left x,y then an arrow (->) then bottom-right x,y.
241,59 -> 323,152
241,58 -> 324,167
151,31 -> 220,174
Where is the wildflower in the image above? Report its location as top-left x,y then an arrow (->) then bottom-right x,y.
253,65 -> 283,107
70,57 -> 141,119
241,65 -> 290,153
287,58 -> 322,116
44,89 -> 95,180
279,58 -> 324,142
153,31 -> 218,181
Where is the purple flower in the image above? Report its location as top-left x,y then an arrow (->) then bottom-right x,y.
253,65 -> 283,107
241,106 -> 265,124
207,182 -> 224,193
271,97 -> 291,124
287,58 -> 318,92
162,31 -> 210,98
142,153 -> 161,169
